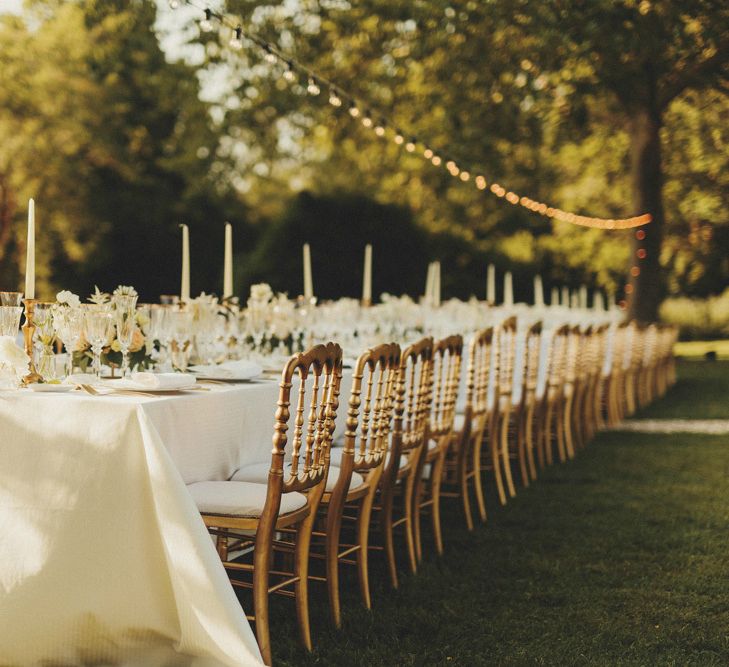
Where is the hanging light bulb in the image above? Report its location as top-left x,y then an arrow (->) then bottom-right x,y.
229,26 -> 243,50
362,115 -> 373,128
262,45 -> 277,64
348,102 -> 360,117
374,124 -> 386,137
431,155 -> 442,166
328,89 -> 342,107
445,160 -> 456,171
283,62 -> 296,82
169,0 -> 181,9
405,139 -> 416,152
423,148 -> 434,159
460,171 -> 470,181
475,175 -> 487,190
199,8 -> 214,32
307,77 -> 320,95
393,130 -> 404,145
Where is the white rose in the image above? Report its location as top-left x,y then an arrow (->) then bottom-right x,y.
250,283 -> 273,303
56,290 -> 81,308
0,336 -> 30,375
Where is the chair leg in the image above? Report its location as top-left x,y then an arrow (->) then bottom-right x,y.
563,393 -> 575,460
325,505 -> 344,628
380,487 -> 399,589
543,402 -> 554,466
489,416 -> 507,505
430,449 -> 447,555
555,401 -> 567,463
403,464 -> 418,574
472,430 -> 488,523
295,517 -> 315,652
500,406 -> 517,498
253,538 -> 273,666
516,407 -> 530,487
356,471 -> 381,609
525,403 -> 538,481
460,438 -> 475,531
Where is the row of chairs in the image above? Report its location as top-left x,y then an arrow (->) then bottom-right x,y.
187,319 -> 677,665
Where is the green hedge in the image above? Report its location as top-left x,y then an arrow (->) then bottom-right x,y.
660,288 -> 729,341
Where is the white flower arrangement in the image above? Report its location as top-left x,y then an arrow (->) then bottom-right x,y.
0,335 -> 30,384
55,290 -> 81,308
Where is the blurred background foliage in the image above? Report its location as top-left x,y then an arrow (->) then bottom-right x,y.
0,0 -> 727,327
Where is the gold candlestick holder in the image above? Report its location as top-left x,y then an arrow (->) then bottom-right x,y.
22,298 -> 42,385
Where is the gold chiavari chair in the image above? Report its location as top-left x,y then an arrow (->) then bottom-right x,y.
590,324 -> 610,436
492,316 -> 518,504
441,327 -> 495,530
311,343 -> 401,627
562,325 -> 582,459
413,334 -> 463,560
370,337 -> 433,589
571,325 -> 594,452
623,322 -> 642,417
606,321 -> 630,427
517,321 -> 543,484
540,324 -> 570,466
188,343 -> 342,666
638,324 -> 658,408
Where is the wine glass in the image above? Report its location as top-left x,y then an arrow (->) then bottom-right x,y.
167,309 -> 193,371
84,307 -> 114,379
113,294 -> 138,378
53,307 -> 84,378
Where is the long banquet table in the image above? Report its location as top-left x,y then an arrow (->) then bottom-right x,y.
0,374 -> 351,666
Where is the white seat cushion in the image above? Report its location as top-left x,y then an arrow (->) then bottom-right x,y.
187,481 -> 306,517
453,413 -> 466,432
231,461 -> 364,493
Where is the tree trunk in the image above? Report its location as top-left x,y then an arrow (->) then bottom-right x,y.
627,107 -> 664,323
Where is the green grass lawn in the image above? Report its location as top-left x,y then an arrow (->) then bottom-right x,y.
261,361 -> 729,666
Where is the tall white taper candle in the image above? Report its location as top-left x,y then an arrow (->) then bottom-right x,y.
433,261 -> 441,307
487,263 -> 495,304
180,224 -> 190,302
425,262 -> 435,304
579,285 -> 588,309
551,287 -> 559,307
362,244 -> 372,303
534,274 -> 544,308
223,223 -> 233,298
303,243 -> 313,300
561,286 -> 570,307
25,199 -> 35,299
504,271 -> 513,306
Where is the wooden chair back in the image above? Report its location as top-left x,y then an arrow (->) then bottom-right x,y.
462,327 -> 495,434
546,324 -> 570,401
496,316 -> 518,410
522,321 -> 543,407
430,335 -> 464,439
387,337 -> 434,475
268,342 -> 343,500
342,342 -> 402,473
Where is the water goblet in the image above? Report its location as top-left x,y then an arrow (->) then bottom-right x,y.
53,307 -> 84,378
33,303 -> 57,380
84,307 -> 114,379
0,292 -> 24,307
0,306 -> 23,337
167,309 -> 193,372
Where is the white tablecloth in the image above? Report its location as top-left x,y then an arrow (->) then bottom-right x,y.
0,369 -> 355,666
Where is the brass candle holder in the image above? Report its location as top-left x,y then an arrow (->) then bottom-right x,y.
22,298 -> 42,385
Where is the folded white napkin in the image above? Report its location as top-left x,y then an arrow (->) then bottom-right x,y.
116,372 -> 197,391
0,336 -> 30,375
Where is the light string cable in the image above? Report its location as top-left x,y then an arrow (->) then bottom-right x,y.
177,1 -> 652,230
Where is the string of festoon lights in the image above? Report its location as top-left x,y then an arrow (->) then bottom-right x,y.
619,228 -> 648,310
171,0 -> 652,231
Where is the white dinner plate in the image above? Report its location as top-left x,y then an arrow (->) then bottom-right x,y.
189,362 -> 263,382
29,383 -> 75,393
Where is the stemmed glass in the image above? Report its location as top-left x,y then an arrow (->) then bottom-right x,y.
33,303 -> 57,380
0,306 -> 23,337
0,292 -> 24,307
148,305 -> 171,369
167,309 -> 193,371
113,294 -> 138,378
53,307 -> 84,378
84,306 -> 114,379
